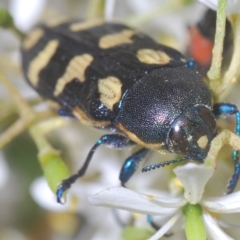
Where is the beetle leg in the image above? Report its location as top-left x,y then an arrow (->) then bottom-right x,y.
120,148 -> 171,233
147,215 -> 173,237
56,134 -> 134,203
119,148 -> 149,187
213,103 -> 240,193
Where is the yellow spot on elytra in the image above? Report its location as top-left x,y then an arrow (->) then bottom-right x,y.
197,135 -> 208,149
23,28 -> 44,50
28,40 -> 59,87
99,30 -> 136,49
70,19 -> 104,32
98,76 -> 122,110
54,54 -> 94,96
137,49 -> 172,65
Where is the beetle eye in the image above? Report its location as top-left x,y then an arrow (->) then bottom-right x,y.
197,107 -> 216,134
168,125 -> 190,154
166,107 -> 216,158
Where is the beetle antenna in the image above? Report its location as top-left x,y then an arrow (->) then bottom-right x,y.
142,157 -> 191,172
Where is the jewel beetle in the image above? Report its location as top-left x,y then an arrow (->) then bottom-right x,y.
21,19 -> 240,202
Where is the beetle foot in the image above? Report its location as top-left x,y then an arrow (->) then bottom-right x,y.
56,176 -> 77,204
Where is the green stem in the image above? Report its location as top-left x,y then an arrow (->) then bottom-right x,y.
0,111 -> 54,150
207,0 -> 227,95
86,0 -> 105,19
11,25 -> 25,40
0,118 -> 26,149
0,8 -> 24,40
183,204 -> 206,240
0,70 -> 35,120
218,14 -> 240,99
29,118 -> 70,192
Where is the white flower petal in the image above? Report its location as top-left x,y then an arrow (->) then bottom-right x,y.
148,211 -> 182,240
104,0 -> 116,21
31,177 -> 113,213
88,187 -> 177,215
174,163 -> 214,204
30,177 -> 70,212
149,196 -> 187,208
202,191 -> 240,213
203,212 -> 234,240
198,0 -> 240,15
91,209 -> 127,240
198,0 -> 217,11
9,0 -> 46,32
218,219 -> 240,230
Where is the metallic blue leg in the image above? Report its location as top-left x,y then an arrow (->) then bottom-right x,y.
112,148 -> 148,229
228,111 -> 240,193
213,103 -> 240,117
57,134 -> 134,203
120,148 -> 149,187
147,215 -> 172,237
229,151 -> 240,193
213,103 -> 240,193
119,149 -> 172,236
119,148 -> 164,232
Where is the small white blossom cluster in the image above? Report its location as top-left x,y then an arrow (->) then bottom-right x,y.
89,163 -> 240,240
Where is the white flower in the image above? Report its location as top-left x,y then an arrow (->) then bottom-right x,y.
9,0 -> 47,32
30,177 -> 130,240
198,0 -> 240,15
88,163 -> 240,240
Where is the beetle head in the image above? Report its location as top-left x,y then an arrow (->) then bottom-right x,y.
166,106 -> 216,160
